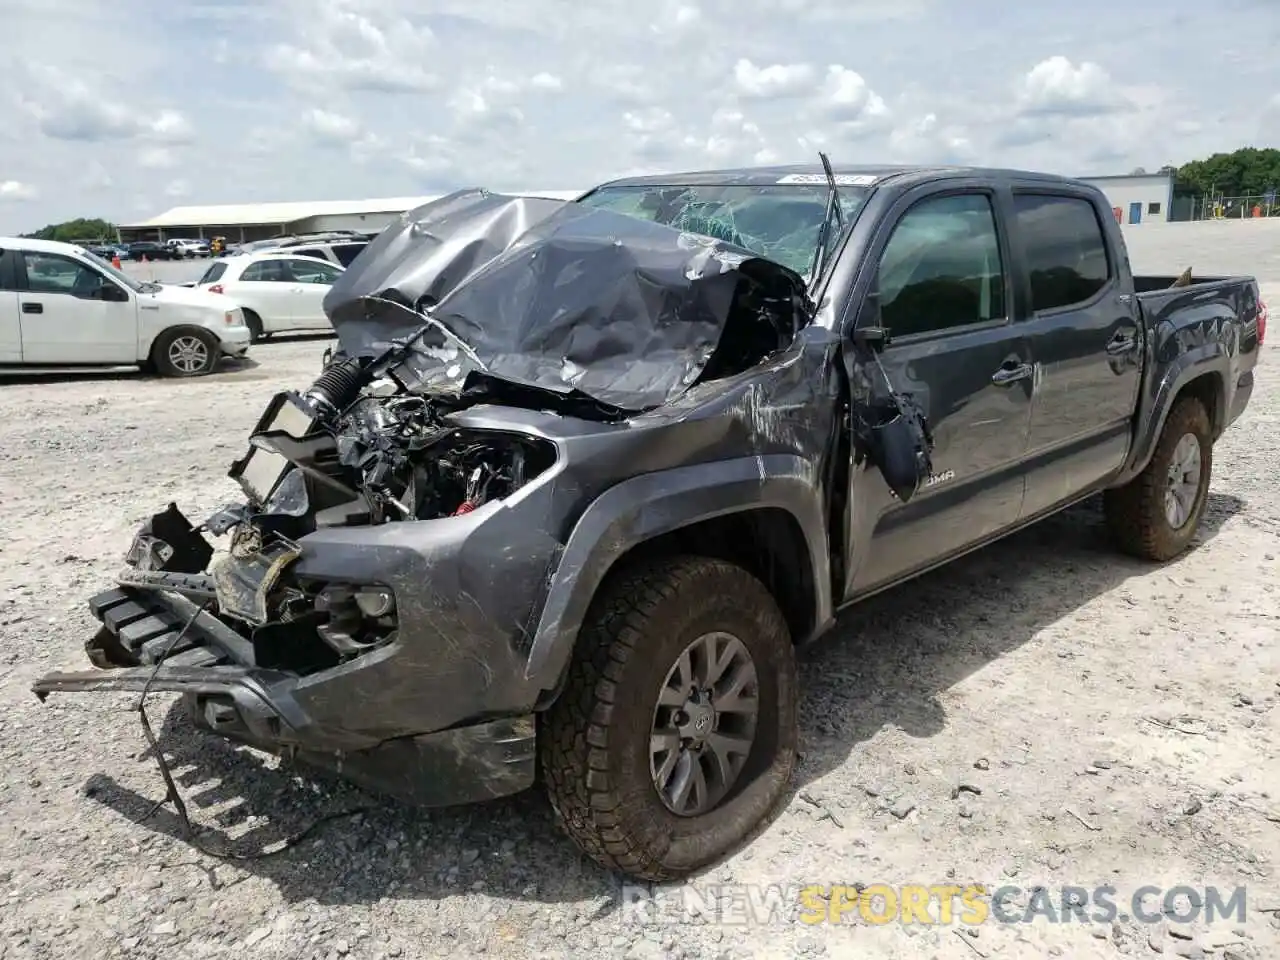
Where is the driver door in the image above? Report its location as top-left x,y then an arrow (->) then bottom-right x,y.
841,185 -> 1034,598
17,251 -> 136,364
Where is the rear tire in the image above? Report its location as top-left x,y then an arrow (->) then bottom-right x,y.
241,309 -> 264,343
1104,396 -> 1213,561
540,556 -> 798,881
152,328 -> 219,378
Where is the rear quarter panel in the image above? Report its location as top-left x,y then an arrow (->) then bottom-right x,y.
1118,277 -> 1261,480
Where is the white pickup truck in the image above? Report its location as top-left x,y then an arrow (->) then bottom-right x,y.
0,237 -> 251,377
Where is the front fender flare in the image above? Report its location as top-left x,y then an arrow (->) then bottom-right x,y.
523,454 -> 831,690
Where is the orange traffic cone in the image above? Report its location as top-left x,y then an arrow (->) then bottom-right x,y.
111,254 -> 122,269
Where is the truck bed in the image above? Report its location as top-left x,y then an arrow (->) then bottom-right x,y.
1132,273 -> 1251,294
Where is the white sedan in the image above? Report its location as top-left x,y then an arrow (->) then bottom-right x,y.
193,252 -> 343,341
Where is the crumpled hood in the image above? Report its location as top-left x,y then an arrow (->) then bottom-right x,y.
321,189 -> 808,411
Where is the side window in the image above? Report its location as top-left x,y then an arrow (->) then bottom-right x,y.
876,193 -> 1006,337
332,243 -> 366,266
1013,194 -> 1111,312
286,259 -> 342,284
241,259 -> 288,282
198,261 -> 227,284
22,252 -> 104,297
292,247 -> 329,261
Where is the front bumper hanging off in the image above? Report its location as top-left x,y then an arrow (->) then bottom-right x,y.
32,570 -> 538,808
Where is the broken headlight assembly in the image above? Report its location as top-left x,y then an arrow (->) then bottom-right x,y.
313,582 -> 398,657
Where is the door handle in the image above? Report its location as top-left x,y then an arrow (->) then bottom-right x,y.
991,361 -> 1033,386
21,302 -> 42,314
1106,332 -> 1138,356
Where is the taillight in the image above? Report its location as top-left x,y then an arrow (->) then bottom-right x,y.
1258,299 -> 1267,347
208,283 -> 224,295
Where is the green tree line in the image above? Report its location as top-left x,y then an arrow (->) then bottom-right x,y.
1171,147 -> 1280,200
21,217 -> 118,243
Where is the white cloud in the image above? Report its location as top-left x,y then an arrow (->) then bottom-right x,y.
268,1 -> 438,93
164,179 -> 191,199
733,59 -> 818,99
530,73 -> 564,92
301,108 -> 361,144
0,0 -> 1274,233
1016,56 -> 1127,117
0,180 -> 37,201
16,65 -> 194,145
138,147 -> 177,170
819,66 -> 891,130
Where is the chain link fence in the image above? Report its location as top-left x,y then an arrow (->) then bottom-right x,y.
1171,194 -> 1280,220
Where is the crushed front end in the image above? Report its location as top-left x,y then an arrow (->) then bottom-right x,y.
33,188 -> 813,808
32,363 -> 570,804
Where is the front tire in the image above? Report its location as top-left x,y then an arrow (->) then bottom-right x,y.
1104,396 -> 1213,561
540,556 -> 798,881
152,328 -> 219,378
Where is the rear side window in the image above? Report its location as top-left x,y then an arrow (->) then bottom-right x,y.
241,259 -> 290,282
199,261 -> 227,284
332,242 -> 366,266
1013,194 -> 1111,312
285,258 -> 343,284
292,247 -> 330,261
875,192 -> 1006,337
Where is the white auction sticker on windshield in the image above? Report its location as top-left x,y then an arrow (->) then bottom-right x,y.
776,173 -> 879,186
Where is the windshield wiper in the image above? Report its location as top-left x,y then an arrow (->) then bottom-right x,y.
806,151 -> 845,293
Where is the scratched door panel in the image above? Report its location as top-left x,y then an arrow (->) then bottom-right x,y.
847,323 -> 1033,594
1009,192 -> 1143,518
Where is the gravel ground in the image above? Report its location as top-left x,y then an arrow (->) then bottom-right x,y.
0,244 -> 1276,960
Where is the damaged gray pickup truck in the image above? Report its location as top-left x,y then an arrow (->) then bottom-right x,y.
34,163 -> 1265,881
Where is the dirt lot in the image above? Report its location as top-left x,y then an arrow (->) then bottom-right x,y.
0,266 -> 1276,958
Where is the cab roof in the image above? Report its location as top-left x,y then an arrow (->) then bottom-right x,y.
592,163 -> 1087,191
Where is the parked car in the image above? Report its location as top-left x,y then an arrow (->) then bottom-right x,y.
126,240 -> 179,261
32,165 -> 1264,881
167,238 -> 211,259
262,237 -> 369,267
192,251 -> 344,340
0,237 -> 251,376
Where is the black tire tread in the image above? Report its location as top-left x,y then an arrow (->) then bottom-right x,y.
151,327 -> 219,378
241,309 -> 264,343
1104,396 -> 1211,561
539,555 -> 784,881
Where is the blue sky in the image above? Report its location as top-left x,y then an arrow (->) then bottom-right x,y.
1,0 -> 1277,232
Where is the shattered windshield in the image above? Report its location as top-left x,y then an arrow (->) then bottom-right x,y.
577,183 -> 868,278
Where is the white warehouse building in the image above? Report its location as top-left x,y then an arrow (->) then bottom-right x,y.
119,170 -> 1179,243
1078,172 -> 1175,225
118,191 -> 584,244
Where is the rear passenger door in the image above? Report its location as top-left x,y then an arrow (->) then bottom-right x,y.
844,185 -> 1034,597
1009,190 -> 1144,519
233,258 -> 300,332
281,258 -> 342,328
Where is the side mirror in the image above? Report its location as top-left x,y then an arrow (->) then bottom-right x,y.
97,281 -> 129,302
851,289 -> 891,351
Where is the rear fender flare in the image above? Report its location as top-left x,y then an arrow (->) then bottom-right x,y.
523,455 -> 831,690
1123,344 -> 1228,480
